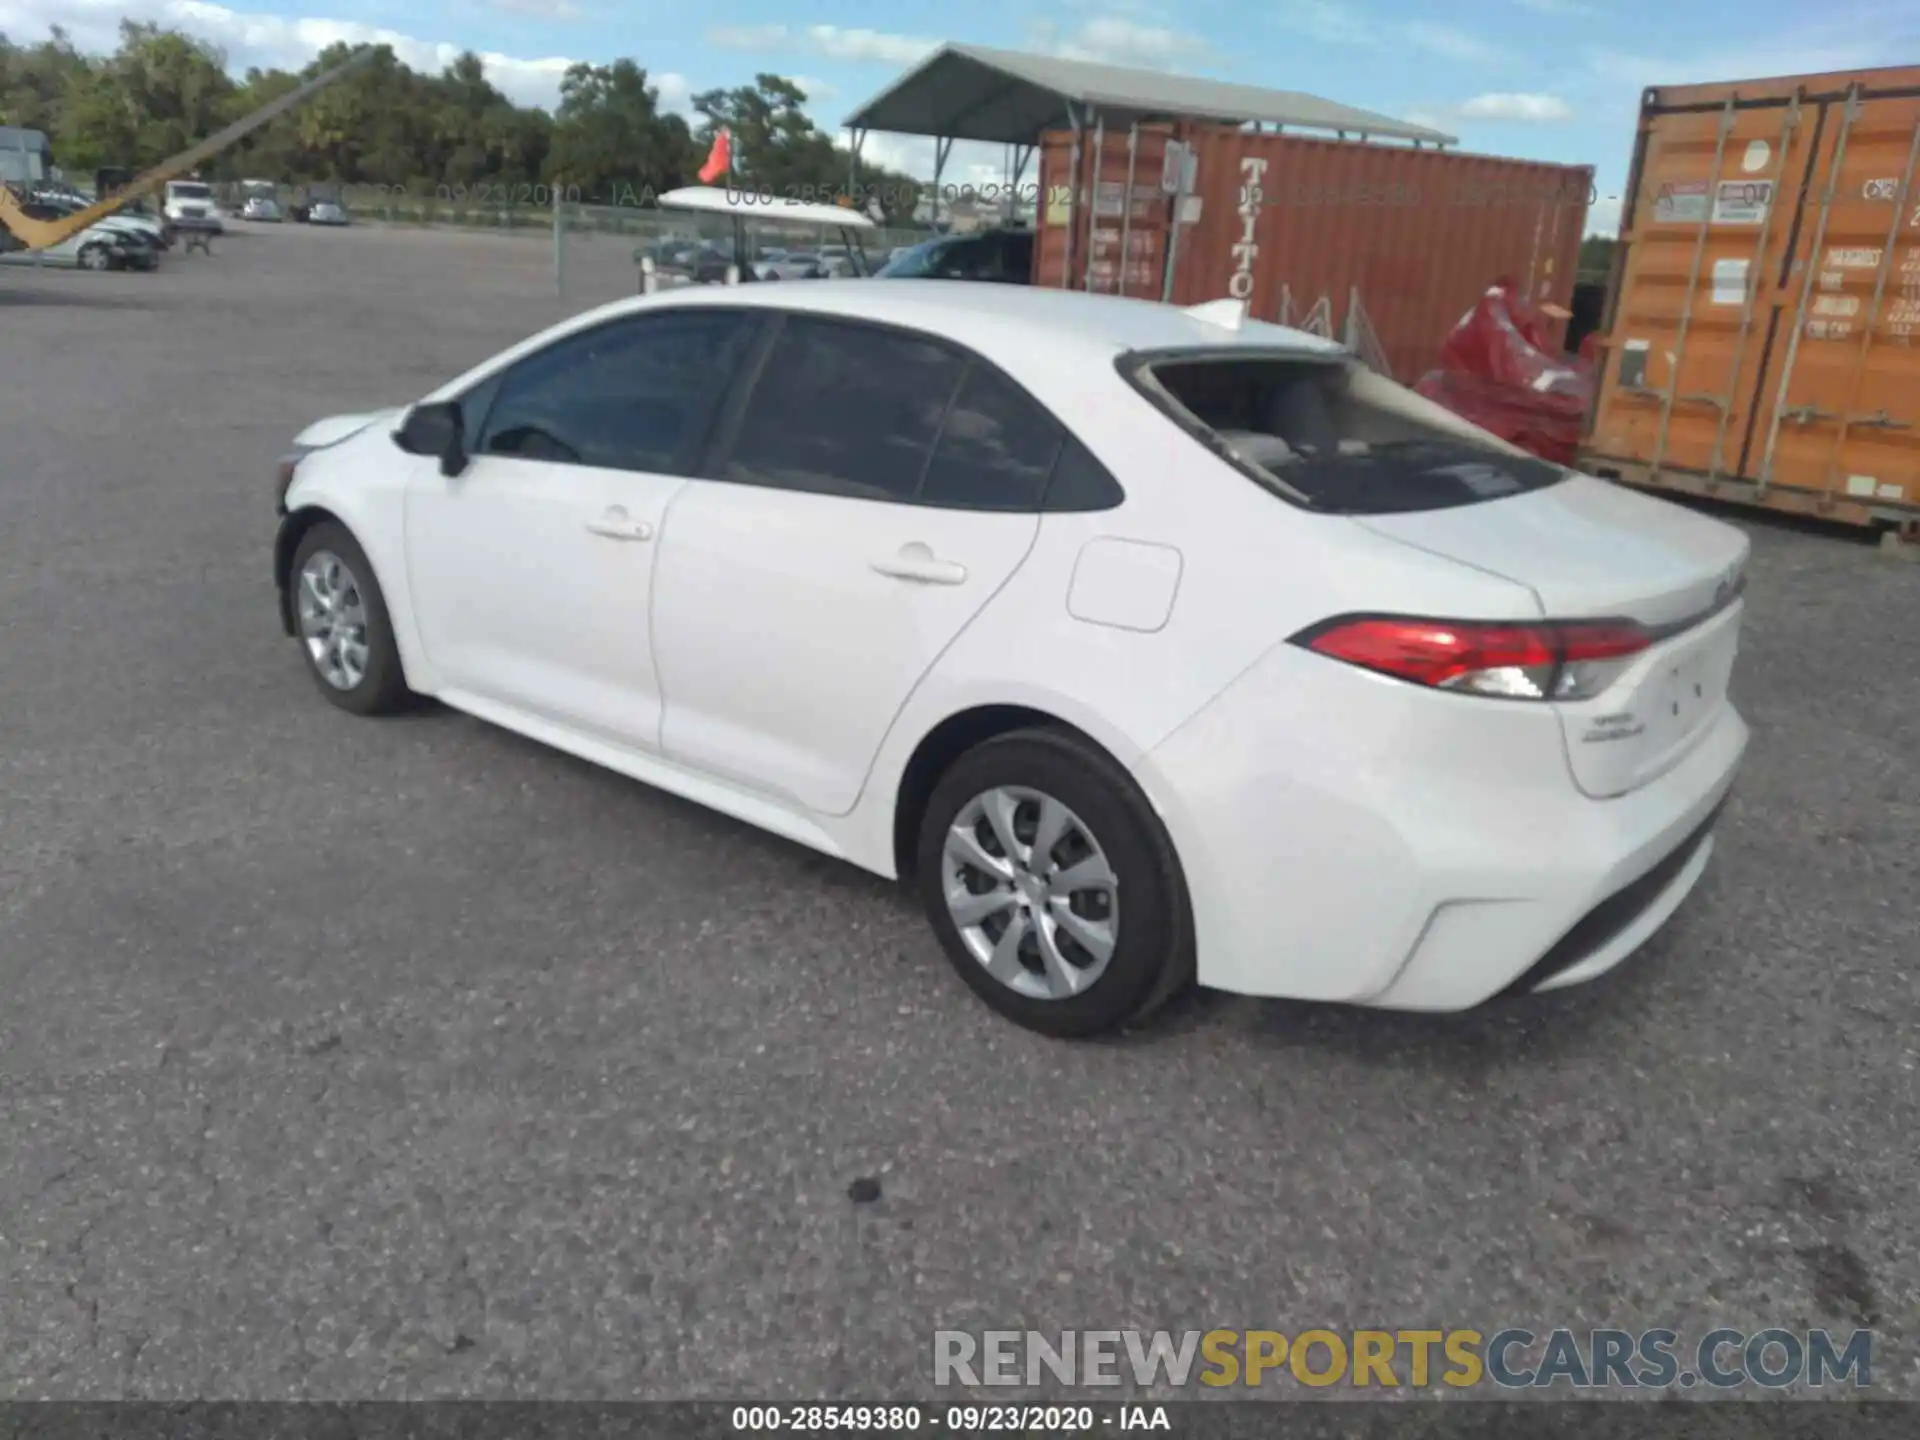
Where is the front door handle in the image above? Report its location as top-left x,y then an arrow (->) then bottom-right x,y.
870,541 -> 967,585
585,507 -> 652,541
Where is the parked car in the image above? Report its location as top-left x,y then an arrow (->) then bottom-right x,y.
0,203 -> 138,270
242,195 -> 284,222
270,283 -> 1750,1038
307,199 -> 349,226
815,244 -> 864,277
876,228 -> 1033,284
752,251 -> 827,280
31,193 -> 163,266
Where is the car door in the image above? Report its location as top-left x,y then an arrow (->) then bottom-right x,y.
650,312 -> 1065,817
403,305 -> 760,751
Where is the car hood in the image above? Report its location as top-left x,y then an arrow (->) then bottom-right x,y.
293,407 -> 405,449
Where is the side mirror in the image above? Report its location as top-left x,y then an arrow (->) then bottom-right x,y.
395,400 -> 468,477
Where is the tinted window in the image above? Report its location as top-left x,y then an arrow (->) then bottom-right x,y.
877,236 -> 979,279
1137,355 -> 1569,514
919,364 -> 1063,510
476,309 -> 755,473
998,232 -> 1034,282
723,317 -> 965,501
1043,437 -> 1126,512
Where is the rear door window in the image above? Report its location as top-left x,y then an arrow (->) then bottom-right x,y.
919,363 -> 1064,510
722,316 -> 966,500
1129,354 -> 1570,514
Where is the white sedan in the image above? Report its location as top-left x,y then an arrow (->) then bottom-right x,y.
272,283 -> 1749,1037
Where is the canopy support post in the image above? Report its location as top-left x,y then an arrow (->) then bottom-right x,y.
931,135 -> 953,231
846,126 -> 865,196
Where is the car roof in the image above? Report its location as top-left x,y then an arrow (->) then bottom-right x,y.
427,282 -> 1349,410
579,281 -> 1349,364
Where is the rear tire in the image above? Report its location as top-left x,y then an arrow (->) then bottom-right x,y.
288,521 -> 411,717
915,728 -> 1195,1038
78,243 -> 112,270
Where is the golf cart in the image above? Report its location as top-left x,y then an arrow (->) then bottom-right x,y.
637,185 -> 876,292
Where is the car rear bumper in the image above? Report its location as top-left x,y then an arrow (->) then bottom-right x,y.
1134,640 -> 1749,1010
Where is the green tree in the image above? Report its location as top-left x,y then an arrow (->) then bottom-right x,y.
2,21 -> 923,208
547,59 -> 697,199
692,74 -> 922,223
108,21 -> 235,163
1578,234 -> 1616,278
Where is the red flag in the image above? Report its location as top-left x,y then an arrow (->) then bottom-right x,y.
698,127 -> 731,185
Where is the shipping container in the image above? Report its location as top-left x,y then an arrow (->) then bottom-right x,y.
1581,67 -> 1920,530
1033,123 -> 1591,382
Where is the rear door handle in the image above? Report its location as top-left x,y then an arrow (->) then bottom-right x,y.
585,507 -> 652,541
870,542 -> 967,585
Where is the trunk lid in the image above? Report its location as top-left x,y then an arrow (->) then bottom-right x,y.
1357,475 -> 1750,798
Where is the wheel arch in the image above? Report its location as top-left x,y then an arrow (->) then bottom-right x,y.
274,504 -> 347,635
889,702 -> 1140,883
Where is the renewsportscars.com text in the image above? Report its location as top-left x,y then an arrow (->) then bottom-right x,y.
932,1328 -> 1874,1390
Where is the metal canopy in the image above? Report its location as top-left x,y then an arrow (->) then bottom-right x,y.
842,43 -> 1457,147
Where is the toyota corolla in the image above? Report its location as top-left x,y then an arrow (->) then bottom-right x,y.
271,283 -> 1748,1037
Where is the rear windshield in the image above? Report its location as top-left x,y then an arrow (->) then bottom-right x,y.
1128,353 -> 1570,514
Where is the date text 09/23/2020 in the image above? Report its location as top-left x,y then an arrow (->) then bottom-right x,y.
729,1405 -> 1168,1432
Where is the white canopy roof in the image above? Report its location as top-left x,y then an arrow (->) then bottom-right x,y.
656,186 -> 877,230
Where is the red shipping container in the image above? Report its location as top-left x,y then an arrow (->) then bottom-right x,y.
1035,123 -> 1592,383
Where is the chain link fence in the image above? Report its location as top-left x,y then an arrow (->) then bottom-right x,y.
227,182 -> 931,305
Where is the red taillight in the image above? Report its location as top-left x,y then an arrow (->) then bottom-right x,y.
1295,615 -> 1651,701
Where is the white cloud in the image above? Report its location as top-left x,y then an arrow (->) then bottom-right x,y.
1273,0 -> 1374,46
1458,92 -> 1573,122
1274,3 -> 1502,63
1585,18 -> 1912,90
1404,22 -> 1504,64
1586,194 -> 1622,237
490,0 -> 584,19
1023,17 -> 1214,68
787,74 -> 838,101
0,0 -> 689,112
851,131 -> 1025,190
704,24 -> 939,67
806,25 -> 938,65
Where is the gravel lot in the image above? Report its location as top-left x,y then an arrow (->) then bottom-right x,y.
2,222 -> 1917,1402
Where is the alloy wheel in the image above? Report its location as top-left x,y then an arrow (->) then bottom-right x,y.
941,786 -> 1120,1001
296,549 -> 372,691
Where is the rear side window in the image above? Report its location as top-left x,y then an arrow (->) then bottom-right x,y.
920,364 -> 1063,510
724,316 -> 966,501
721,315 -> 1123,512
1126,353 -> 1570,514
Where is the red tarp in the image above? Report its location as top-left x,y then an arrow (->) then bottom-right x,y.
1413,278 -> 1596,466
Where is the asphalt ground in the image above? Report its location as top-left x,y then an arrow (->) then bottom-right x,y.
2,222 -> 1917,1402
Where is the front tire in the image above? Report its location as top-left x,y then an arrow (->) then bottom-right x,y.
78,243 -> 113,270
289,521 -> 410,716
915,728 -> 1195,1038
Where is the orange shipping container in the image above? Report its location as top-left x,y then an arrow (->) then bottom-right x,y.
1033,123 -> 1591,382
1582,67 -> 1920,530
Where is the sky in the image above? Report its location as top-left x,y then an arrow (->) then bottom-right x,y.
4,0 -> 1915,234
